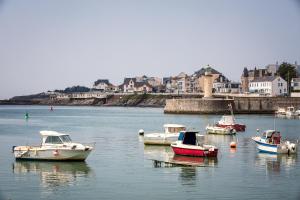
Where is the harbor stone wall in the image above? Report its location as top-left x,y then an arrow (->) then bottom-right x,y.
164,98 -> 234,114
234,97 -> 300,114
164,97 -> 300,114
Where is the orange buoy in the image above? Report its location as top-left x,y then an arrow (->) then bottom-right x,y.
230,141 -> 237,148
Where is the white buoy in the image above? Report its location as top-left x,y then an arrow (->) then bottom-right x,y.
139,129 -> 144,136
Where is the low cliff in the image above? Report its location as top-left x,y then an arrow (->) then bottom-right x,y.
0,94 -> 174,107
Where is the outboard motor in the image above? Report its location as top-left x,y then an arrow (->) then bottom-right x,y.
288,143 -> 297,154
12,146 -> 16,153
139,129 -> 144,136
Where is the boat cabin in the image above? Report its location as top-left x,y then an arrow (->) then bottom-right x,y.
219,115 -> 235,125
164,124 -> 186,134
178,131 -> 199,145
40,131 -> 72,145
287,106 -> 295,112
262,130 -> 281,145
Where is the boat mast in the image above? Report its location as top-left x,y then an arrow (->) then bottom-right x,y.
228,103 -> 234,116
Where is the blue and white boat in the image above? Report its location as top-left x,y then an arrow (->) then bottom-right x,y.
252,130 -> 297,154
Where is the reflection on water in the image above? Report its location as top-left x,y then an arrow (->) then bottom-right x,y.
206,134 -> 237,148
275,114 -> 300,120
255,153 -> 297,175
179,167 -> 197,186
13,161 -> 92,189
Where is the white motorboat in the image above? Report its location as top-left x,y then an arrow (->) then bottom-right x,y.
286,106 -> 297,117
143,124 -> 186,145
13,131 -> 94,161
275,107 -> 286,115
206,125 -> 236,135
252,130 -> 297,154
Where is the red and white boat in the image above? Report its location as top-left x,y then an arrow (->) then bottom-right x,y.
216,104 -> 246,132
216,115 -> 246,132
171,131 -> 218,157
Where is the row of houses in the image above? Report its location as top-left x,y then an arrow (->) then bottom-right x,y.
52,62 -> 300,99
90,66 -> 239,94
240,62 -> 300,96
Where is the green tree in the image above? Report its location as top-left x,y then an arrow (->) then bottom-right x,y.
277,62 -> 297,91
278,62 -> 297,81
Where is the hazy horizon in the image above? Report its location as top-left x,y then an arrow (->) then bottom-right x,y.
1,0 -> 300,99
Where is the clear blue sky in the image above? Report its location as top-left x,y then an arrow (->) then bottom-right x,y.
1,0 -> 300,99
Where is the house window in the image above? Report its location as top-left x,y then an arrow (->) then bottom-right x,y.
279,89 -> 282,94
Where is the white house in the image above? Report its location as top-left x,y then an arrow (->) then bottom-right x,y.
291,78 -> 300,91
121,78 -> 153,93
93,79 -> 116,92
249,76 -> 287,96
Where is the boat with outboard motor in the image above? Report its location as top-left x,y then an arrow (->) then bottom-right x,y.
12,130 -> 94,161
252,130 -> 297,154
143,124 -> 186,145
171,131 -> 218,157
286,106 -> 298,117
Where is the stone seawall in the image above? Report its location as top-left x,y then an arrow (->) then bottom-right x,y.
234,97 -> 300,114
164,97 -> 300,114
164,98 -> 234,114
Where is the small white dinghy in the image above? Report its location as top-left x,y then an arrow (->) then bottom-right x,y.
252,130 -> 297,154
143,124 -> 186,145
13,131 -> 93,161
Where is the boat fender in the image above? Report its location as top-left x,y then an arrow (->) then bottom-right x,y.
53,149 -> 59,156
12,146 -> 16,153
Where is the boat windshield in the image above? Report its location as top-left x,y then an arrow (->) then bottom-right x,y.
45,136 -> 63,144
60,135 -> 72,143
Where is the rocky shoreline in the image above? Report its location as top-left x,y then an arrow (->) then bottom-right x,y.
0,94 -> 181,107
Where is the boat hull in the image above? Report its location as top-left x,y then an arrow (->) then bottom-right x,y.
254,140 -> 280,154
13,148 -> 92,161
217,124 -> 246,132
252,137 -> 297,154
171,145 -> 218,157
206,127 -> 236,135
144,133 -> 178,145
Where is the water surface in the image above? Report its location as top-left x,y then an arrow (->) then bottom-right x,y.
0,106 -> 299,200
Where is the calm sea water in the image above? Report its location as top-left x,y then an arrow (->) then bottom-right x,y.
0,105 -> 299,200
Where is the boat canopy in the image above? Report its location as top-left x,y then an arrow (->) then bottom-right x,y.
179,131 -> 198,145
287,106 -> 295,112
262,130 -> 281,144
40,130 -> 69,137
40,131 -> 71,144
164,124 -> 186,134
262,130 -> 279,138
163,124 -> 186,128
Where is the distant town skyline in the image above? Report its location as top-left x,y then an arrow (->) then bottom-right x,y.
1,0 -> 300,99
